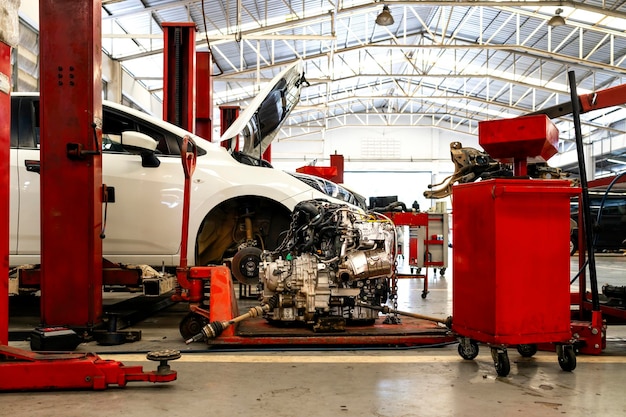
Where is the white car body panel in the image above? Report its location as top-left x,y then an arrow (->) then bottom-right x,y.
10,92 -> 343,268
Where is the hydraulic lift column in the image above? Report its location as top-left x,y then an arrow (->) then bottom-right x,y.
163,22 -> 196,131
0,0 -> 19,346
39,0 -> 103,327
196,51 -> 213,140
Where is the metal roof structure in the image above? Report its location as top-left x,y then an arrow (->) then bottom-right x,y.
95,1 -> 626,176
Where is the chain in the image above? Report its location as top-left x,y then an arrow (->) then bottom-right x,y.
383,259 -> 401,324
392,260 -> 399,315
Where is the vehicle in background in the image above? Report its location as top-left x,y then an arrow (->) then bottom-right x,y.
10,62 -> 355,288
570,195 -> 626,255
288,172 -> 368,210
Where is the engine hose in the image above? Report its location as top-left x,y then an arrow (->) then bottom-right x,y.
357,302 -> 452,328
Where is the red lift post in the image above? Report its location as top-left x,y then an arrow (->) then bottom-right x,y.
0,6 -> 16,346
196,51 -> 213,140
0,0 -> 177,391
220,106 -> 240,151
38,0 -> 104,328
163,22 -> 197,132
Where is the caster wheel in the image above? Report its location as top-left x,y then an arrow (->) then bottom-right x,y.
439,268 -> 446,276
421,292 -> 428,299
491,347 -> 510,377
557,345 -> 577,372
517,344 -> 538,358
179,312 -> 209,340
458,339 -> 479,360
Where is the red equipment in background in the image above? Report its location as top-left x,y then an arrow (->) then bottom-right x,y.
384,211 -> 449,299
296,153 -> 345,184
195,51 -> 213,140
220,105 -> 240,151
453,114 -> 581,376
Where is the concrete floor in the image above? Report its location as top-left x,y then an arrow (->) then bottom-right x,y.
4,251 -> 626,416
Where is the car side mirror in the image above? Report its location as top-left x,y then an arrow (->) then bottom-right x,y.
113,131 -> 160,168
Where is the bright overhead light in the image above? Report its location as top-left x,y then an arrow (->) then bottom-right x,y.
548,8 -> 566,27
607,158 -> 626,165
375,5 -> 394,26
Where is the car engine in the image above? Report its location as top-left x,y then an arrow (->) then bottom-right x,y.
258,199 -> 396,331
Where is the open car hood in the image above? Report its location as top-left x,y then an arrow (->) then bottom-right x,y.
219,60 -> 305,158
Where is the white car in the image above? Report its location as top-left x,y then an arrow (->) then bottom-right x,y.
10,62 -> 348,286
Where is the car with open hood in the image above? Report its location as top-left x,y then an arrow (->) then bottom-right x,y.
10,60 -> 350,286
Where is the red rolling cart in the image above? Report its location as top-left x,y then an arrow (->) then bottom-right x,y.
452,114 -> 580,376
385,211 -> 449,298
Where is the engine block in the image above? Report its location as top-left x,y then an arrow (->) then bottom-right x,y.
259,199 -> 395,330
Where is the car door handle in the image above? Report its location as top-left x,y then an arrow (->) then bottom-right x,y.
25,160 -> 40,174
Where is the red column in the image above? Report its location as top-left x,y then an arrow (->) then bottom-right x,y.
330,154 -> 344,184
220,106 -> 240,151
39,0 -> 103,327
195,51 -> 213,140
163,22 -> 196,131
0,41 -> 11,344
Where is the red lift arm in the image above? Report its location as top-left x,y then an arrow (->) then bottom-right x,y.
530,83 -> 626,119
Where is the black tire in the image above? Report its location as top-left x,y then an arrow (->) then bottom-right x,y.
558,345 -> 577,372
439,268 -> 446,276
517,344 -> 538,358
494,352 -> 511,377
458,340 -> 479,360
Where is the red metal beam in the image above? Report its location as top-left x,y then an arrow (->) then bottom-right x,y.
39,0 -> 103,327
195,51 -> 212,140
0,40 -> 11,345
220,106 -> 240,151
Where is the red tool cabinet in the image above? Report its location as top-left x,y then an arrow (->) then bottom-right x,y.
452,178 -> 577,345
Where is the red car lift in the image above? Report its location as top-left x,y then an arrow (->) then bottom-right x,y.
196,51 -> 213,140
163,22 -> 197,132
0,0 -> 177,390
0,17 -> 12,347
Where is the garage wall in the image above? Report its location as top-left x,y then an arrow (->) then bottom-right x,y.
272,125 -> 479,210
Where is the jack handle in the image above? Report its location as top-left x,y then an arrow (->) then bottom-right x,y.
181,135 -> 197,180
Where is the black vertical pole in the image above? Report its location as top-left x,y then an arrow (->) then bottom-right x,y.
568,70 -> 600,311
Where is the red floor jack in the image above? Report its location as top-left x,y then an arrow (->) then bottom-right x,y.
0,1 -> 179,391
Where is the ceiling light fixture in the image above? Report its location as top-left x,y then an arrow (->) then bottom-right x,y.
375,5 -> 394,26
548,8 -> 566,27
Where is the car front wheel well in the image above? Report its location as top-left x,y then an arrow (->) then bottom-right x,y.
194,196 -> 292,266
